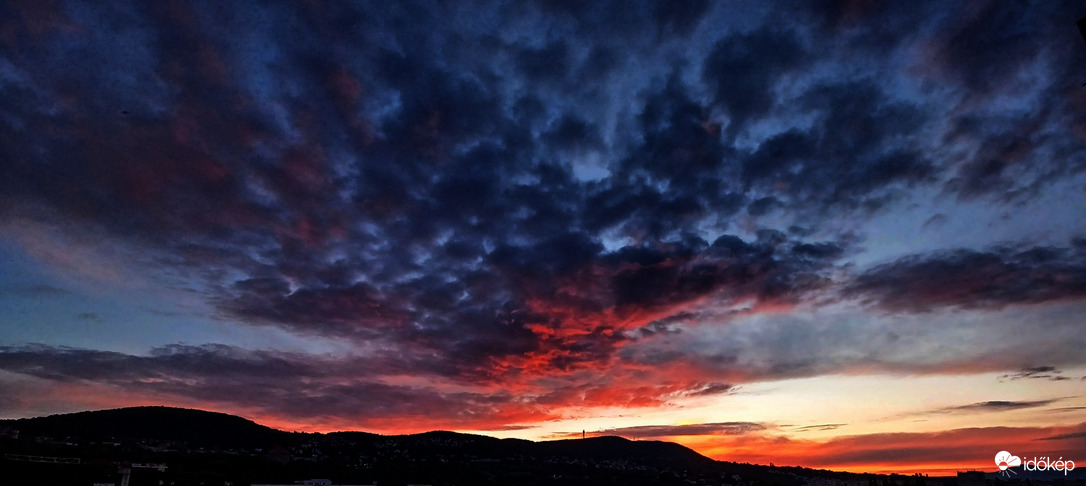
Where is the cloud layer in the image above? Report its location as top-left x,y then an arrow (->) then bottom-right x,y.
1,0 -> 1086,470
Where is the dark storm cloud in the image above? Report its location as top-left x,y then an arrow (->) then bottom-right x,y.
2,0 -> 1086,422
595,71 -> 738,236
919,2 -> 1053,97
220,279 -> 413,340
747,197 -> 781,216
515,41 -> 571,84
542,114 -> 603,152
740,81 -> 934,211
0,344 -> 747,426
626,234 -> 836,307
799,1 -> 1086,205
0,344 -> 540,425
0,344 -> 320,382
532,0 -> 710,42
800,0 -> 932,37
702,26 -> 809,135
926,2 -> 1086,202
650,0 -> 711,36
846,244 -> 1086,312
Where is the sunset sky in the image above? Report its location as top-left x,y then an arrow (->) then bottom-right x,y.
2,0 -> 1086,475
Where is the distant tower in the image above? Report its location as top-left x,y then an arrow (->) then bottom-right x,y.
582,430 -> 585,439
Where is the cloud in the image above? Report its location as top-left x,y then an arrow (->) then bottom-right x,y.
915,3 -> 1086,202
619,299 -> 1086,383
1049,406 -> 1086,414
650,0 -> 711,36
593,421 -> 768,439
1000,366 -> 1072,382
881,398 -> 1074,422
738,81 -> 934,212
1035,429 -> 1086,441
846,244 -> 1086,312
0,343 -> 555,431
680,382 -> 737,397
921,213 -> 948,230
469,424 -> 539,432
0,283 -> 70,297
788,423 -> 847,433
941,399 -> 1063,413
702,26 -> 809,134
0,344 -> 748,431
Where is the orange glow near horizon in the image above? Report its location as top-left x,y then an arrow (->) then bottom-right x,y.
232,410 -> 1086,477
6,367 -> 1086,476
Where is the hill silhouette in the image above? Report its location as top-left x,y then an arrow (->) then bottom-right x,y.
535,435 -> 713,465
1,407 -> 712,464
0,406 -> 809,485
0,406 -> 293,448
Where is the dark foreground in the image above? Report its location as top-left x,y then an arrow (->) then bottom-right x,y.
2,407 -> 1080,486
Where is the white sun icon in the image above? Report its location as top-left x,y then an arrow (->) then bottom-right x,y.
995,451 -> 1021,475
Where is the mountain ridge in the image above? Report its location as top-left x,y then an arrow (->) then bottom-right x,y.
0,406 -> 888,485
1,405 -> 289,448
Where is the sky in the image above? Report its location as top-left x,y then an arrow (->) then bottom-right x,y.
1,0 -> 1085,475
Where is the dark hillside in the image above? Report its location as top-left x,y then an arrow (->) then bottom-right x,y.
0,406 -> 294,448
